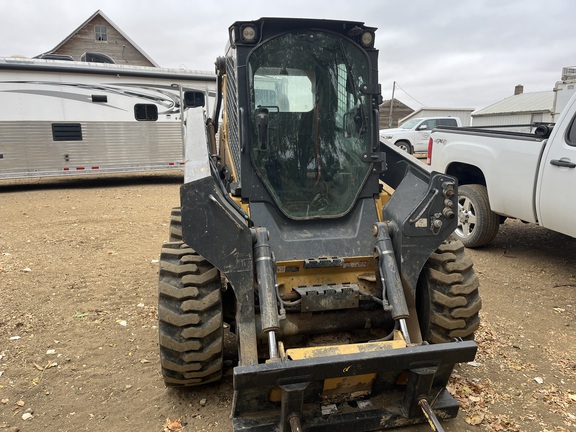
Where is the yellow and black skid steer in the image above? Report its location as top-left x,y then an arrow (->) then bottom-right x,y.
157,17 -> 481,431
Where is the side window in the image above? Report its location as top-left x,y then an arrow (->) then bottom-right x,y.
52,123 -> 82,141
566,115 -> 576,146
421,120 -> 436,129
134,104 -> 158,121
437,118 -> 458,127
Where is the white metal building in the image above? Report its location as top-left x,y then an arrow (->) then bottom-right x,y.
471,88 -> 554,132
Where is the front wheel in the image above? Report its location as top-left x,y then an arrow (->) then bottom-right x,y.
455,184 -> 500,248
158,242 -> 224,386
395,140 -> 413,154
417,238 -> 481,343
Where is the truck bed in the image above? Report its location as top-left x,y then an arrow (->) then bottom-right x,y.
434,125 -> 548,140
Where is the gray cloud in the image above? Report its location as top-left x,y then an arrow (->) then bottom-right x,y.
1,0 -> 574,111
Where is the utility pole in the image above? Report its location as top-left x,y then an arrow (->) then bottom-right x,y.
388,81 -> 396,128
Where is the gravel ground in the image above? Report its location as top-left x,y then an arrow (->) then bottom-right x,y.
0,172 -> 574,432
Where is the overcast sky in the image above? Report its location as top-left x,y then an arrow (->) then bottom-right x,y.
1,0 -> 574,111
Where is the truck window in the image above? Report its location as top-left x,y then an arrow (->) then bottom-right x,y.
437,118 -> 458,127
567,114 -> 576,146
421,120 -> 436,129
400,119 -> 420,129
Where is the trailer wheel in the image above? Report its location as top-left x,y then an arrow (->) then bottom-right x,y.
455,184 -> 499,248
158,241 -> 224,386
395,140 -> 413,154
417,238 -> 481,344
168,207 -> 182,242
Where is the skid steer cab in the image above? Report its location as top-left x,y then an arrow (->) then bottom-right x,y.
157,17 -> 481,432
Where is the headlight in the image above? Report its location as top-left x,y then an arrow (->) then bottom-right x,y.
240,24 -> 257,43
381,135 -> 393,140
360,31 -> 375,48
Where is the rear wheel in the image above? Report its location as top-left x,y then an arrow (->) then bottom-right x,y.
158,241 -> 224,386
417,238 -> 481,343
455,184 -> 500,248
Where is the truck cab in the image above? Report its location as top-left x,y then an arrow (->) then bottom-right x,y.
380,116 -> 461,154
428,91 -> 576,247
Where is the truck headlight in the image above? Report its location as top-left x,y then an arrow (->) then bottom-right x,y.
381,135 -> 393,140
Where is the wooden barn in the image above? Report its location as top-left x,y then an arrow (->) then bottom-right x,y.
378,98 -> 414,129
36,10 -> 158,67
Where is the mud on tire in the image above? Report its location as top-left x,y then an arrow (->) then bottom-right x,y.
417,238 -> 481,344
158,241 -> 224,386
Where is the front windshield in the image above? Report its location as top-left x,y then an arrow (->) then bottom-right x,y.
248,31 -> 372,219
400,119 -> 421,129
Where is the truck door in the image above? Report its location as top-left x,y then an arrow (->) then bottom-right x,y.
414,119 -> 435,152
537,106 -> 576,237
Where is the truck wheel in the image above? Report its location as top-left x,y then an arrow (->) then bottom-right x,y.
417,238 -> 481,343
158,241 -> 224,386
395,140 -> 413,154
168,207 -> 182,242
455,184 -> 499,248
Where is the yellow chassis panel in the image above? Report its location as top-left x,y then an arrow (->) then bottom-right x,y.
269,331 -> 406,403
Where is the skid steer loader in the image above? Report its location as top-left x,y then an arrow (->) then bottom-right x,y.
157,18 -> 481,432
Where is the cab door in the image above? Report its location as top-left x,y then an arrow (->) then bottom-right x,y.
414,119 -> 436,152
537,101 -> 576,237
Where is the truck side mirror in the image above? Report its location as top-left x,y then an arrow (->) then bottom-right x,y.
417,124 -> 428,131
184,91 -> 205,108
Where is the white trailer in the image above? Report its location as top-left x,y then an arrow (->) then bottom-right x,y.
552,66 -> 576,121
0,57 -> 216,179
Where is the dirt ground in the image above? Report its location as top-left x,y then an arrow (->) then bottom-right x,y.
0,172 -> 574,432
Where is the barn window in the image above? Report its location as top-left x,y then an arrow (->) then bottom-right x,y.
95,25 -> 107,42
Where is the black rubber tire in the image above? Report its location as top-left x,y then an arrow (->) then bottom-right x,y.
455,184 -> 500,248
395,140 -> 413,154
417,238 -> 481,344
168,207 -> 182,242
158,241 -> 224,386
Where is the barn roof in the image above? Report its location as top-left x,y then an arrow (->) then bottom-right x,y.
41,10 -> 158,67
473,91 -> 554,116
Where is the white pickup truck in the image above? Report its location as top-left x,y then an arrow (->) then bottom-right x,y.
380,116 -> 462,154
428,92 -> 576,248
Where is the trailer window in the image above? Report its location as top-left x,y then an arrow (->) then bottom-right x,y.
52,123 -> 83,141
135,104 -> 158,121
